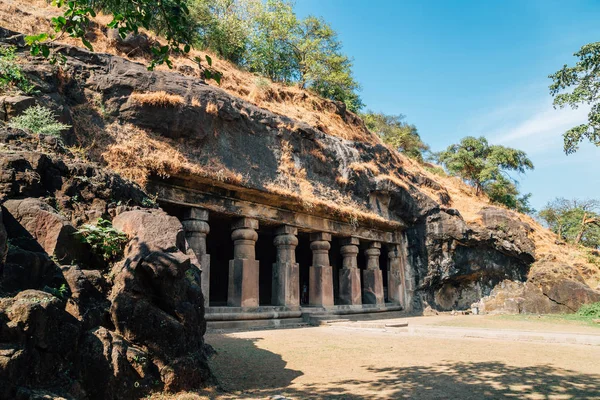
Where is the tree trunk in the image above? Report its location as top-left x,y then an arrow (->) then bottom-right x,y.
574,212 -> 587,245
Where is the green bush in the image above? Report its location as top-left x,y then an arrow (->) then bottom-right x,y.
577,302 -> 600,318
9,105 -> 71,137
0,46 -> 35,94
77,218 -> 129,263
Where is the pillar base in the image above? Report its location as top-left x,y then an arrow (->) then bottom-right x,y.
362,269 -> 384,305
228,259 -> 260,307
200,254 -> 211,308
272,262 -> 300,307
309,265 -> 334,307
339,268 -> 361,305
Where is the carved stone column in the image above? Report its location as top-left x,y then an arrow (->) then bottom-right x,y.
362,242 -> 384,305
182,208 -> 210,308
387,244 -> 403,306
339,237 -> 361,305
272,225 -> 300,307
309,232 -> 334,307
228,217 -> 260,307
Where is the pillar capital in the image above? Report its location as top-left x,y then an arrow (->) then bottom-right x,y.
340,237 -> 360,246
368,241 -> 382,249
309,232 -> 331,242
275,225 -> 298,236
182,207 -> 209,221
182,219 -> 210,235
232,217 -> 259,231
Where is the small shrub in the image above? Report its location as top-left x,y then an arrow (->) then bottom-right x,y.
9,105 -> 71,137
577,302 -> 600,318
0,46 -> 35,94
424,164 -> 447,177
44,283 -> 69,300
77,218 -> 128,263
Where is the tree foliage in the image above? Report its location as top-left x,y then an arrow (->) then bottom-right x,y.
27,0 -> 221,81
189,0 -> 363,111
549,41 -> 600,154
436,136 -> 534,212
538,198 -> 600,248
362,112 -> 429,161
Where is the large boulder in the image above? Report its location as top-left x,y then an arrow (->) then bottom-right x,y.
78,327 -> 155,400
3,198 -> 92,266
110,210 -> 210,392
0,290 -> 81,398
479,261 -> 600,314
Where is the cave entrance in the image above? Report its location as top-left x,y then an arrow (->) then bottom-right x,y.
206,213 -> 232,306
297,231 -> 311,305
381,246 -> 389,302
331,236 -> 342,305
256,226 -> 276,306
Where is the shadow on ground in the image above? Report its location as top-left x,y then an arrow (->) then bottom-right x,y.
206,333 -> 600,399
290,362 -> 600,399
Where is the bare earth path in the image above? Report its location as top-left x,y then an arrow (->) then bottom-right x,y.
205,318 -> 600,399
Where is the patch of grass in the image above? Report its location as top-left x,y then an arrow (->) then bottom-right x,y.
349,161 -> 380,175
130,91 -> 185,107
496,313 -> 600,327
577,302 -> 600,318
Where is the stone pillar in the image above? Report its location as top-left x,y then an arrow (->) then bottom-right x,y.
272,225 -> 300,307
182,208 -> 211,308
362,242 -> 384,305
228,217 -> 260,308
338,237 -> 361,305
309,232 -> 334,307
387,244 -> 404,306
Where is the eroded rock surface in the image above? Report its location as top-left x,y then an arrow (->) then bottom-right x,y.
0,129 -> 212,398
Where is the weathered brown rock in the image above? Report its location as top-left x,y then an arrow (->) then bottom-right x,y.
110,209 -> 210,392
3,198 -> 91,266
0,95 -> 36,121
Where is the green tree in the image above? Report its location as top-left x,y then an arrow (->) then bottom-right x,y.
292,16 -> 363,112
437,136 -> 534,212
246,0 -> 298,82
362,112 -> 429,161
539,198 -> 600,248
189,0 -> 256,64
549,42 -> 600,154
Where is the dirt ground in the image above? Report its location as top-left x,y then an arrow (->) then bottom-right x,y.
406,314 -> 600,334
198,317 -> 600,399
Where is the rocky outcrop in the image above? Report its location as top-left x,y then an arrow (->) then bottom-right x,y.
479,260 -> 600,314
0,129 -> 213,398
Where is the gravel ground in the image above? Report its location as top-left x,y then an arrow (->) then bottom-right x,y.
204,321 -> 600,399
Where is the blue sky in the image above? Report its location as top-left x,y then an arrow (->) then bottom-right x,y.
294,0 -> 600,211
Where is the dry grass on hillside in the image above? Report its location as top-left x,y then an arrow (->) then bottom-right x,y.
130,91 -> 185,107
0,0 -> 378,144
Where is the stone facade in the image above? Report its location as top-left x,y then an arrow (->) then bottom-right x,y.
180,206 -> 410,311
